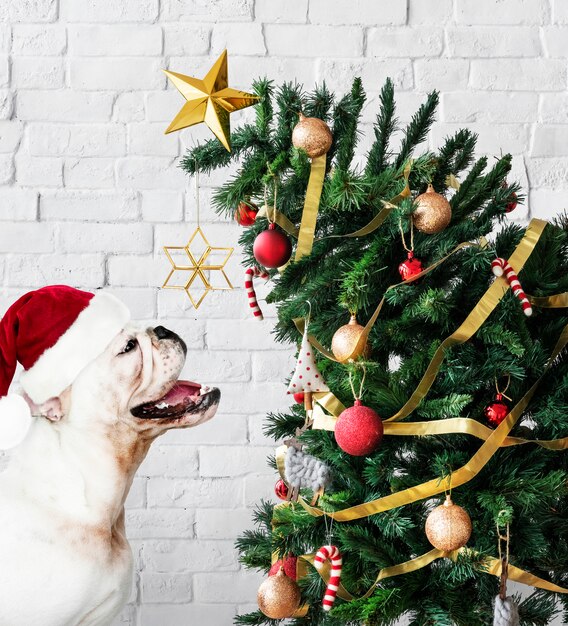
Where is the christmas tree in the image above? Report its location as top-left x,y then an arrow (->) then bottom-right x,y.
183,79 -> 568,625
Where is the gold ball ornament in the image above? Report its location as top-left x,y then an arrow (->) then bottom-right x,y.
412,183 -> 452,234
257,567 -> 302,619
425,494 -> 472,552
331,314 -> 368,363
292,113 -> 333,158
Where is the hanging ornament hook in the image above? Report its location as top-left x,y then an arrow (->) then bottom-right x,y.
495,374 -> 512,401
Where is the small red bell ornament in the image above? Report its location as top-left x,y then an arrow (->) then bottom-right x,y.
253,223 -> 292,269
235,200 -> 258,226
484,393 -> 510,427
398,250 -> 424,281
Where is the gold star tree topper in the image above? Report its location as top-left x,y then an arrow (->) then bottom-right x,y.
163,49 -> 259,151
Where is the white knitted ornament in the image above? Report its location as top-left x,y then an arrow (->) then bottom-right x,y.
284,446 -> 330,492
493,596 -> 519,626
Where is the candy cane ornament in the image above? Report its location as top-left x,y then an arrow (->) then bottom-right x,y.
313,545 -> 342,611
245,267 -> 269,320
491,257 -> 532,317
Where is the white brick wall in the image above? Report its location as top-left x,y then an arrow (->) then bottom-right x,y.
0,1 -> 566,624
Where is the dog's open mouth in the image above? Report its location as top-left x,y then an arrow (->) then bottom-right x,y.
131,381 -> 220,420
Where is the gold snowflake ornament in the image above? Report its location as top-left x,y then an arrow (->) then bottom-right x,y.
162,227 -> 234,309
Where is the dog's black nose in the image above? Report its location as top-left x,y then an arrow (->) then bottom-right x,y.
154,325 -> 175,340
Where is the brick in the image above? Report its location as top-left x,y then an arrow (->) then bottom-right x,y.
532,126 -> 568,157
163,24 -> 211,56
211,23 -> 266,56
442,92 -> 538,123
11,57 -> 64,89
0,91 -> 12,119
147,477 -> 244,509
140,604 -> 235,624
68,25 -> 162,56
59,223 -> 152,253
0,56 -> 8,88
0,25 -> 9,52
264,25 -> 363,57
317,58 -> 413,93
16,90 -> 114,122
553,0 -> 568,23
160,413 -> 247,446
207,319 -> 293,351
4,253 -> 105,287
41,190 -> 139,221
226,55 -> 317,90
408,0 -> 453,24
61,0 -> 159,22
244,473 -> 277,507
217,381 -> 289,414
142,539 -> 238,572
529,189 -> 567,220
367,27 -> 443,57
248,414 -> 275,446
526,158 -> 568,189
128,122 -> 179,157
414,59 -> 470,91
161,0 -> 253,21
109,604 -> 136,626
126,508 -> 194,540
1,0 -> 57,22
540,93 -> 568,123
16,154 -> 62,187
141,190 -> 183,222
0,121 -> 23,152
113,92 -> 145,123
446,26 -> 541,57
107,255 -> 165,287
29,123 -> 126,157
64,157 -> 116,189
146,91 -> 180,123
200,445 -> 271,477
252,351 -> 296,383
193,570 -> 262,603
431,123 -> 530,155
138,445 -> 199,478
141,571 -> 192,603
0,223 -> 54,252
0,154 -> 13,183
470,59 -> 566,91
310,0 -> 406,24
125,477 -> 146,508
456,0 -> 550,24
116,157 -> 186,190
255,0 -> 307,22
0,189 -> 37,220
195,508 -> 252,539
105,288 -> 156,319
543,27 -> 568,57
70,58 -> 165,91
12,25 -> 66,55
184,350 -> 251,384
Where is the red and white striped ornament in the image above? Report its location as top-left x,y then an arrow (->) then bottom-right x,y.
491,257 -> 532,317
313,545 -> 342,612
244,266 -> 269,320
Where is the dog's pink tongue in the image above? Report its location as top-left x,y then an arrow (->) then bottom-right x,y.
161,381 -> 201,404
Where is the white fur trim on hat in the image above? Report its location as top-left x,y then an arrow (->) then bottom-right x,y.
0,395 -> 32,450
20,292 -> 130,405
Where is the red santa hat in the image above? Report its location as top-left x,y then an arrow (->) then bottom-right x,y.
0,285 -> 130,449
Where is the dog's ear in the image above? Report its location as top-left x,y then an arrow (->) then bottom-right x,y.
22,393 -> 66,422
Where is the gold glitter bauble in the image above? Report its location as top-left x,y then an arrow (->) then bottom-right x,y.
425,494 -> 472,552
331,314 -> 367,363
412,183 -> 452,234
257,567 -> 301,619
292,113 -> 333,158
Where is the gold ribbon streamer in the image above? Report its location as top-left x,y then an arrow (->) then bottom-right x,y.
295,154 -> 327,262
257,204 -> 299,238
296,318 -> 568,522
528,292 -> 568,308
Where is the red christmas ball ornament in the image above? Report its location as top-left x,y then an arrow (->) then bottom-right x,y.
398,251 -> 424,281
293,392 -> 305,404
253,223 -> 292,269
484,393 -> 510,427
274,479 -> 289,500
501,182 -> 518,213
269,556 -> 298,580
335,399 -> 383,456
235,201 -> 258,226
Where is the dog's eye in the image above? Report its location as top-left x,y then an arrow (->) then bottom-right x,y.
119,339 -> 138,355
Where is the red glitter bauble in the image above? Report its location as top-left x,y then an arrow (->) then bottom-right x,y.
274,479 -> 289,500
253,224 -> 292,269
398,251 -> 424,281
335,399 -> 383,456
293,392 -> 305,404
235,201 -> 258,226
269,556 -> 298,580
484,393 -> 510,427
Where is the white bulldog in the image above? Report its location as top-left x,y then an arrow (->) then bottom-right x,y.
0,324 -> 220,626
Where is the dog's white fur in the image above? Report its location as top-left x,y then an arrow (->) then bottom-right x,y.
0,326 -> 219,625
